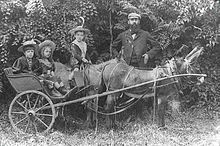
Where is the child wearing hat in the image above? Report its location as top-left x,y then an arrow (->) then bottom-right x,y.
12,40 -> 42,76
38,40 -> 68,96
68,26 -> 91,87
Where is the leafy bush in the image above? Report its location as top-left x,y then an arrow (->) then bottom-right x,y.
1,0 -> 220,110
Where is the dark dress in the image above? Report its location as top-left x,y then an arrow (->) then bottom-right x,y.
38,59 -> 64,96
38,59 -> 62,83
12,56 -> 42,76
70,42 -> 90,69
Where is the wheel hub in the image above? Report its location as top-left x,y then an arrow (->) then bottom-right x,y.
28,110 -> 36,120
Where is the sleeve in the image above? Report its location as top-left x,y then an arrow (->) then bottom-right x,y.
12,58 -> 28,74
85,45 -> 91,61
146,33 -> 162,59
71,44 -> 83,62
33,59 -> 43,76
85,53 -> 91,61
51,62 -> 55,72
111,34 -> 122,58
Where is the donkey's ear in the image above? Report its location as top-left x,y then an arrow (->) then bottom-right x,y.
185,46 -> 203,63
174,44 -> 189,57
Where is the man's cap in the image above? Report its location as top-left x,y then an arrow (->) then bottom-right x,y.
128,12 -> 141,19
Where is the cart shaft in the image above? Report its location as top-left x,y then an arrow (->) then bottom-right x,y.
42,73 -> 206,109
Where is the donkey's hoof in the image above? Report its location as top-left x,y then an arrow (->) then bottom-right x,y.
113,124 -> 119,130
82,121 -> 94,129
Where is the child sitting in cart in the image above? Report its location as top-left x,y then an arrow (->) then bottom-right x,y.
38,40 -> 68,96
68,26 -> 91,88
12,40 -> 42,76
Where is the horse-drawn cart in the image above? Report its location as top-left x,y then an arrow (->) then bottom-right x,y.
4,66 -> 206,134
4,67 -> 80,134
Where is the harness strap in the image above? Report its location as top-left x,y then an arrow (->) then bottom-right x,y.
169,59 -> 183,95
106,63 -> 120,91
119,66 -> 134,98
87,89 -> 150,116
82,64 -> 88,86
123,67 -> 134,88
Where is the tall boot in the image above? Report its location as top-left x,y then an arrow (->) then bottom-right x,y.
68,80 -> 76,89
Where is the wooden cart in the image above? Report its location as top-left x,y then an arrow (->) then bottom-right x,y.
4,67 -> 206,134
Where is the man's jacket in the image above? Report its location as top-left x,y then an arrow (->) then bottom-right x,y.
112,29 -> 161,68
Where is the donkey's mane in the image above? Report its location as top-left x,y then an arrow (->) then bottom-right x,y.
88,58 -> 118,71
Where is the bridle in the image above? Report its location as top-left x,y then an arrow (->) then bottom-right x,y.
165,57 -> 191,94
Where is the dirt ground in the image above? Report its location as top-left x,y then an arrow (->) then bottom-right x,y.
0,101 -> 220,146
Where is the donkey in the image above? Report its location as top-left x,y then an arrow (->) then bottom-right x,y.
54,58 -> 118,127
101,46 -> 204,128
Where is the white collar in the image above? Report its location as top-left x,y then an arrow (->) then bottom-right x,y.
73,40 -> 86,46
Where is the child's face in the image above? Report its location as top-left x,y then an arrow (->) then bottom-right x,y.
43,47 -> 52,58
24,49 -> 34,59
74,31 -> 85,42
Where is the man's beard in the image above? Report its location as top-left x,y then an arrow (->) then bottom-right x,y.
130,23 -> 140,34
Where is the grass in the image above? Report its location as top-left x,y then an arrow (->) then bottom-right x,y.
0,102 -> 220,146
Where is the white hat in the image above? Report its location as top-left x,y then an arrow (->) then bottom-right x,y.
69,26 -> 90,35
128,12 -> 141,19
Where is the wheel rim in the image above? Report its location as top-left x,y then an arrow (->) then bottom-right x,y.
9,90 -> 56,134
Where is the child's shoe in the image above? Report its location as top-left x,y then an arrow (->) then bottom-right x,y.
58,86 -> 68,95
51,89 -> 62,97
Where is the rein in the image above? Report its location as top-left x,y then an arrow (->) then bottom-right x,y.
167,59 -> 183,93
87,87 -> 150,116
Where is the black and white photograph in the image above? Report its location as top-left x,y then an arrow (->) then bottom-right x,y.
0,0 -> 220,145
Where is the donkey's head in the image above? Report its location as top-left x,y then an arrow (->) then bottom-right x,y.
173,46 -> 204,84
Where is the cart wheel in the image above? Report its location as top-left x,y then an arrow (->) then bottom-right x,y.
9,90 -> 56,134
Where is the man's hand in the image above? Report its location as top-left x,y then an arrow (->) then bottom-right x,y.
142,53 -> 149,64
74,68 -> 79,72
82,58 -> 89,63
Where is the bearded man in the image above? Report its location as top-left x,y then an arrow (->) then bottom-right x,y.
111,12 -> 162,121
112,12 -> 161,68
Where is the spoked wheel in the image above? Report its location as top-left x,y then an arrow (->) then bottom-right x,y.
9,90 -> 56,134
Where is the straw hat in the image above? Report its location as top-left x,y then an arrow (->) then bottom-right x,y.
69,26 -> 90,35
39,40 -> 56,52
18,40 -> 38,53
38,40 -> 56,57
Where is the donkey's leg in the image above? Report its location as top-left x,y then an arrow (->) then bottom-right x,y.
92,98 -> 98,125
83,89 -> 99,129
157,97 -> 167,128
135,99 -> 144,121
145,96 -> 154,122
105,94 -> 116,129
84,100 -> 94,128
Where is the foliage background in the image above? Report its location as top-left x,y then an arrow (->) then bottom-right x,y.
0,0 -> 220,111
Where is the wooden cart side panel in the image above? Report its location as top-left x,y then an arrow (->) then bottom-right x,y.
4,68 -> 43,93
